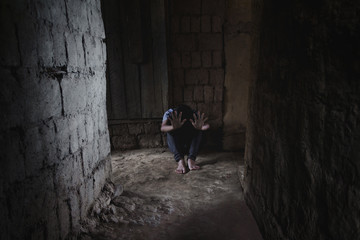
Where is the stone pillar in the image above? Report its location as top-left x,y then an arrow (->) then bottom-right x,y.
0,0 -> 111,239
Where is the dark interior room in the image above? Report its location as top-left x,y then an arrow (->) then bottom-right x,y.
1,0 -> 359,239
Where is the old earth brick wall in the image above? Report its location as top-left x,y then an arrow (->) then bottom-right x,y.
168,0 -> 225,148
0,0 -> 111,239
109,120 -> 166,150
244,0 -> 360,239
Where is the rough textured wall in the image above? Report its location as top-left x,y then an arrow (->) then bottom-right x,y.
0,0 -> 111,239
244,0 -> 360,239
168,0 -> 225,148
109,120 -> 165,150
102,0 -> 168,151
223,0 -> 252,150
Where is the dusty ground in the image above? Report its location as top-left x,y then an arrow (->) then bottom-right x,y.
82,148 -> 263,240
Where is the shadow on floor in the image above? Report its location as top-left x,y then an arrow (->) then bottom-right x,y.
159,200 -> 263,240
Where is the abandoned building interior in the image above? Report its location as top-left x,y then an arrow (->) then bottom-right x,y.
1,0 -> 359,239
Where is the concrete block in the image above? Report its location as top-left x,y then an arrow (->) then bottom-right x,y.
186,69 -> 209,85
51,28 -> 67,67
84,35 -> 105,68
184,87 -> 193,102
171,16 -> 180,33
23,76 -> 62,124
98,107 -> 108,136
93,163 -> 106,199
81,177 -> 94,219
82,141 -> 98,177
1,130 -> 26,183
209,69 -> 225,86
191,52 -> 201,68
144,121 -> 161,134
53,117 -> 70,160
199,33 -> 223,50
68,116 -> 80,154
65,0 -> 89,33
202,51 -> 212,67
213,50 -> 223,67
210,102 -> 222,119
38,120 -> 57,166
172,69 -> 185,87
172,0 -> 201,15
58,199 -> 70,239
201,16 -> 211,33
65,33 -> 85,68
34,0 -> 53,21
55,152 -> 83,194
85,114 -> 95,144
197,103 -> 211,117
138,134 -> 162,148
202,0 -> 226,16
212,16 -> 223,32
214,85 -> 223,102
36,21 -> 54,66
61,75 -> 87,115
98,134 -> 110,161
172,52 -> 182,68
24,126 -> 44,177
128,123 -> 144,135
24,170 -> 56,224
111,135 -> 137,150
174,34 -> 196,51
173,87 -> 183,104
191,16 -> 201,32
16,17 -> 38,67
204,86 -> 214,103
181,16 -> 190,33
0,7 -> 21,66
77,114 -> 87,147
194,86 -> 204,102
69,190 -> 81,230
0,68 -> 25,130
111,125 -> 129,136
87,2 -> 105,38
182,52 -> 191,68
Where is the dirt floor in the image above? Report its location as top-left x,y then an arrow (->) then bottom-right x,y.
81,148 -> 263,240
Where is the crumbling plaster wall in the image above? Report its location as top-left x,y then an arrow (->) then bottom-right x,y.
0,0 -> 111,239
244,0 -> 360,239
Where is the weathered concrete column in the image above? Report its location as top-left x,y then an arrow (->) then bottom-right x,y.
0,0 -> 111,239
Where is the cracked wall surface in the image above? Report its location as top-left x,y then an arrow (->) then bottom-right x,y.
245,0 -> 360,239
0,0 -> 111,239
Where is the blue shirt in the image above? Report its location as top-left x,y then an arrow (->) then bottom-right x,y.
162,109 -> 174,122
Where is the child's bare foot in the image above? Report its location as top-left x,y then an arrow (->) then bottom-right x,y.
188,159 -> 200,171
175,160 -> 186,174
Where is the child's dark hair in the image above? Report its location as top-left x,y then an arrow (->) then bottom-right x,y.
174,104 -> 194,121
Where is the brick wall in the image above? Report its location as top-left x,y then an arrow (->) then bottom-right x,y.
109,120 -> 166,150
168,0 -> 226,148
0,0 -> 111,239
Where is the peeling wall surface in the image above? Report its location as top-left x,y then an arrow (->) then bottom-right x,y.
245,0 -> 360,239
0,0 -> 111,239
